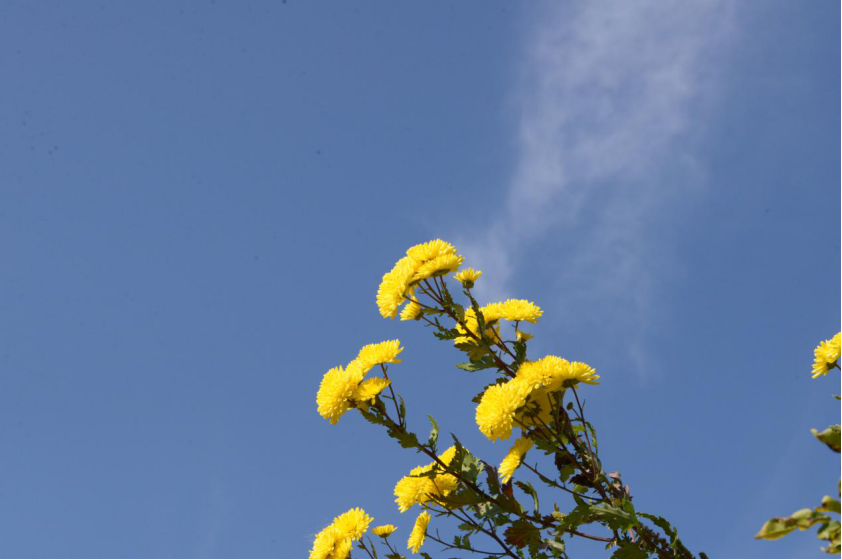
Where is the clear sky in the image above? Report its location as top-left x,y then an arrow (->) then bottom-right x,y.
0,1 -> 839,558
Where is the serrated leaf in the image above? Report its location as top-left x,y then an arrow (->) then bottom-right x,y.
638,512 -> 678,548
610,542 -> 648,559
456,361 -> 491,372
588,503 -> 637,531
434,488 -> 485,508
485,464 -> 501,496
505,519 -> 541,549
515,480 -> 540,515
433,329 -> 461,341
427,415 -> 439,450
387,427 -> 419,449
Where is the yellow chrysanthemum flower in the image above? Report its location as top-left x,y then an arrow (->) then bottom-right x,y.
316,363 -> 366,425
516,355 -> 600,392
394,446 -> 460,512
516,330 -> 533,342
400,299 -> 423,321
310,525 -> 345,559
412,253 -> 465,283
378,240 -> 463,318
482,299 -> 543,323
453,268 -> 482,286
351,377 -> 391,411
499,436 -> 534,484
356,340 -> 404,370
377,256 -> 418,319
372,524 -> 397,538
407,511 -> 431,554
812,332 -> 841,378
406,239 -> 457,262
515,388 -> 555,429
475,379 -> 533,441
332,508 -> 373,541
309,508 -> 373,559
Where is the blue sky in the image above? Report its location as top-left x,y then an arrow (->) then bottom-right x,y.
0,1 -> 838,558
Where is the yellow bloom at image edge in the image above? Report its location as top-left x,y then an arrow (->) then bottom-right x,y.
309,508 -> 373,559
407,511 -> 431,553
811,332 -> 841,378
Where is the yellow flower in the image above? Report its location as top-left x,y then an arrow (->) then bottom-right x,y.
516,330 -> 533,342
378,240 -> 464,318
482,299 -> 543,323
356,340 -> 404,370
332,508 -> 373,541
351,377 -> 391,411
394,446 -> 460,512
406,239 -> 458,262
407,511 -> 431,554
372,524 -> 397,538
812,333 -> 841,378
475,379 -> 533,441
309,525 -> 344,559
499,436 -> 534,483
316,363 -> 366,425
515,388 -> 555,429
309,508 -> 373,559
400,299 -> 423,321
453,267 -> 482,286
377,256 -> 417,319
412,253 -> 464,283
516,355 -> 600,392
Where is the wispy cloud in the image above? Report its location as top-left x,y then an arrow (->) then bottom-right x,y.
457,1 -> 735,372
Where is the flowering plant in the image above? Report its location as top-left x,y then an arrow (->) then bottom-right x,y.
755,333 -> 841,555
312,240 -> 703,559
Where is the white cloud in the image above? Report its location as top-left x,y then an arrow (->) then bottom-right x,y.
457,1 -> 735,371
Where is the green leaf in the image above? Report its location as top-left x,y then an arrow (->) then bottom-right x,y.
638,512 -> 679,548
811,425 -> 841,453
610,542 -> 648,559
433,328 -> 461,341
588,503 -> 637,531
434,488 -> 485,508
542,538 -> 566,557
427,415 -> 439,450
505,519 -> 541,549
387,427 -> 419,449
398,395 -> 407,423
484,463 -> 501,496
456,360 -> 495,372
515,480 -> 540,515
451,303 -> 466,322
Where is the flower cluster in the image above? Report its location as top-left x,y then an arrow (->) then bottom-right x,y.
476,355 -> 599,441
309,508 -> 373,559
376,240 -> 464,319
811,332 -> 841,378
311,239 -> 617,559
316,340 -> 402,424
394,446 -> 459,512
453,299 -> 542,346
